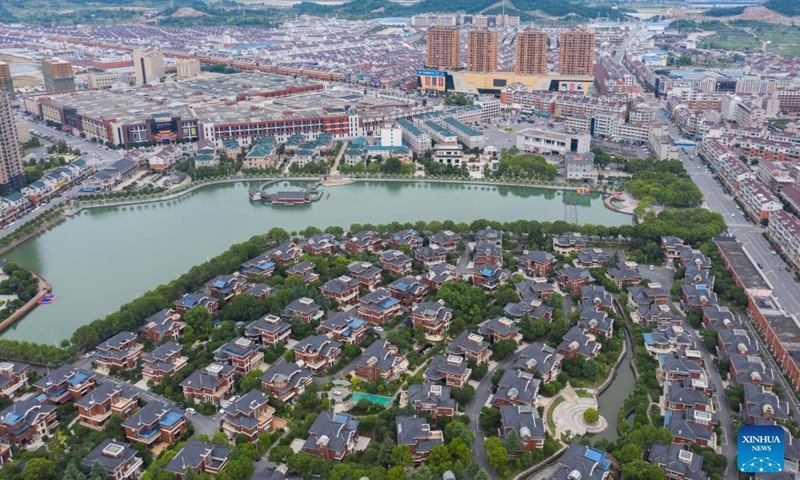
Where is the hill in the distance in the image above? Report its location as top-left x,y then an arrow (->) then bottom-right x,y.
292,0 -> 631,20
765,0 -> 800,17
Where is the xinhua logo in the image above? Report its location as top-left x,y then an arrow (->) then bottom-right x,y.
738,425 -> 784,473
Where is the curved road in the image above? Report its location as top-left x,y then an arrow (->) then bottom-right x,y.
466,355 -> 520,480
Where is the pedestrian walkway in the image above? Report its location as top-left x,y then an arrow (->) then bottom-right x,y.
562,382 -> 580,406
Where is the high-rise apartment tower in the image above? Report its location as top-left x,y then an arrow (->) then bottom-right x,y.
426,27 -> 460,69
0,94 -> 25,194
133,49 -> 165,85
466,29 -> 498,73
515,30 -> 548,76
559,30 -> 595,76
0,63 -> 14,99
41,57 -> 75,93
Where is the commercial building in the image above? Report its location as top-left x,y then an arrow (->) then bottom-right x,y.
177,59 -> 201,80
412,14 -> 459,27
466,30 -> 498,73
565,152 -> 597,181
87,72 -> 124,89
516,126 -> 591,156
0,94 -> 25,195
41,57 -> 75,93
0,63 -> 13,99
559,31 -> 595,76
133,49 -> 165,86
426,27 -> 460,69
515,30 -> 548,76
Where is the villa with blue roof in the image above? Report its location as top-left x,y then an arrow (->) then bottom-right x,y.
547,443 -> 612,480
473,263 -> 510,290
205,273 -> 248,302
241,253 -> 276,277
357,288 -> 402,324
320,311 -> 368,345
0,396 -> 58,448
174,289 -> 219,315
388,275 -> 429,307
34,366 -> 97,404
122,400 -> 187,449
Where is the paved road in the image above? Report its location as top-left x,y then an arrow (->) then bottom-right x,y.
614,26 -> 641,63
679,317 -> 738,480
73,357 -> 221,437
666,122 -> 800,316
466,354 -> 520,480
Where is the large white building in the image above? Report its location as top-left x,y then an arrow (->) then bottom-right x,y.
515,127 -> 590,156
133,49 -> 165,86
565,152 -> 597,181
397,119 -> 432,155
380,127 -> 402,147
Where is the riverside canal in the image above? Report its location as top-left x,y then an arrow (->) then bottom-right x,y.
2,180 -> 630,343
593,326 -> 637,442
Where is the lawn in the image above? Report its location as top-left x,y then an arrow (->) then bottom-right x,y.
575,389 -> 593,399
700,32 -> 761,52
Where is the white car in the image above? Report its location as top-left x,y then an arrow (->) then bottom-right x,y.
374,326 -> 383,332
186,407 -> 196,415
84,351 -> 96,358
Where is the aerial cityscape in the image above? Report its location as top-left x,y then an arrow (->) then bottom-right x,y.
0,0 -> 797,479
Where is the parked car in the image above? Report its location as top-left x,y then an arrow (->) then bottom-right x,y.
186,407 -> 196,415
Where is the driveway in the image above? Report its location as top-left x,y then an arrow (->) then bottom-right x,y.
465,353 -> 521,480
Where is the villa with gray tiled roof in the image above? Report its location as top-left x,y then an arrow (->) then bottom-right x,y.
293,335 -> 342,372
499,405 -> 545,451
166,440 -> 231,478
353,341 -> 408,383
408,382 -> 456,422
180,363 -> 236,406
245,314 -> 292,348
260,362 -> 313,403
515,342 -> 564,383
492,370 -> 540,408
303,412 -> 359,461
83,439 -> 143,480
396,415 -> 443,465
